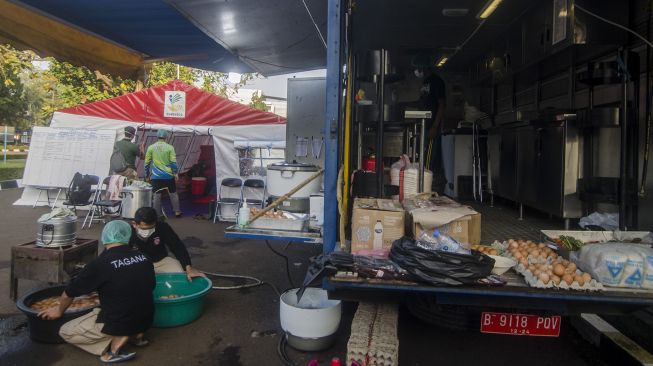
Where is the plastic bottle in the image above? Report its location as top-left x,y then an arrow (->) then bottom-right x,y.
373,219 -> 384,249
432,229 -> 461,253
238,198 -> 249,227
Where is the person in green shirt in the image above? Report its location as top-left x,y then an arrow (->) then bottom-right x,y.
145,130 -> 181,218
114,127 -> 144,180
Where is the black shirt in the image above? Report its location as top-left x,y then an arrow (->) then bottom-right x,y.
129,222 -> 192,269
65,245 -> 155,336
419,74 -> 446,129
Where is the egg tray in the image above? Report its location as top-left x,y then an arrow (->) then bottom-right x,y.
503,252 -> 559,266
513,263 -> 605,291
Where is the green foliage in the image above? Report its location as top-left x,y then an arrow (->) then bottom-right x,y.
145,62 -> 196,87
0,44 -> 263,127
249,90 -> 268,111
0,45 -> 34,126
47,60 -> 137,107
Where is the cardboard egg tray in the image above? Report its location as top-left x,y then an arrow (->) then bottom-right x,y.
514,263 -> 604,291
347,303 -> 399,366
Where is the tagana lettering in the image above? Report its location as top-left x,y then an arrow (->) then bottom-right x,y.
110,255 -> 148,269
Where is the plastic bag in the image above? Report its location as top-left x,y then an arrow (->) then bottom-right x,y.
389,237 -> 495,286
579,212 -> 619,231
572,243 -> 653,289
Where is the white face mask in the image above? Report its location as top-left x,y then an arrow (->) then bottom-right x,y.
137,228 -> 155,239
414,69 -> 424,78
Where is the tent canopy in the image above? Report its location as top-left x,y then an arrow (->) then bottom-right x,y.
54,80 -> 285,133
3,0 -> 325,77
3,0 -> 253,77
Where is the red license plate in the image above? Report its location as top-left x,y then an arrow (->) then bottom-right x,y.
480,312 -> 561,337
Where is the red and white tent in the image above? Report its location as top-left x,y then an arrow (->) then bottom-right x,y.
16,80 -> 286,206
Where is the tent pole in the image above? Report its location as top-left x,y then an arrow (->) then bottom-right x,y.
179,129 -> 197,174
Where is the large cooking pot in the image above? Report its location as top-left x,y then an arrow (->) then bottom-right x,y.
17,285 -> 97,343
36,216 -> 77,248
280,288 -> 341,351
267,163 -> 322,199
120,184 -> 152,219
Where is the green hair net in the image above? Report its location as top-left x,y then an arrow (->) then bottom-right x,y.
101,220 -> 132,245
157,129 -> 168,139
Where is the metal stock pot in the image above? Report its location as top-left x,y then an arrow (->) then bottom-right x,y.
36,216 -> 77,248
120,184 -> 152,219
266,163 -> 321,198
266,163 -> 321,213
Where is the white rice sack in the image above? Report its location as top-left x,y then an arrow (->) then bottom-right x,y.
574,243 -> 653,288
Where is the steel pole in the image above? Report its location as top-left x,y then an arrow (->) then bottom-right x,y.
419,118 -> 426,192
3,126 -> 7,163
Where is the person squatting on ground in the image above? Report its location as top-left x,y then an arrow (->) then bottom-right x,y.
38,220 -> 155,363
130,206 -> 205,281
145,129 -> 182,218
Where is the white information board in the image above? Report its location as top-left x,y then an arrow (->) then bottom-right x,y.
22,127 -> 117,188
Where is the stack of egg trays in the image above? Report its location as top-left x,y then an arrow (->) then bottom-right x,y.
347,303 -> 399,366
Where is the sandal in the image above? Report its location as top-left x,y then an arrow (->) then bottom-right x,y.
100,350 -> 136,363
129,335 -> 149,347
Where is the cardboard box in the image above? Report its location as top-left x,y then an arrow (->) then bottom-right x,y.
351,198 -> 405,253
404,196 -> 481,244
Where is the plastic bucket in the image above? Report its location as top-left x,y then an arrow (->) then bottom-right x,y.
191,177 -> 207,195
152,273 -> 212,328
16,285 -> 97,343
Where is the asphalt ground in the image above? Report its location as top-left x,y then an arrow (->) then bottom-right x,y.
0,188 -> 616,365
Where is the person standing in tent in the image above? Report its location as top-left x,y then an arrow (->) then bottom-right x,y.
113,127 -> 144,180
145,130 -> 182,218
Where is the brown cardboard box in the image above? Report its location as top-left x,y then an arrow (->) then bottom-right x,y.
351,198 -> 405,253
414,218 -> 478,245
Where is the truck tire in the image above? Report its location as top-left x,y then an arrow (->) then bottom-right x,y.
406,294 -> 481,331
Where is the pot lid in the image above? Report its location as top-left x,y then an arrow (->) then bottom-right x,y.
268,162 -> 319,172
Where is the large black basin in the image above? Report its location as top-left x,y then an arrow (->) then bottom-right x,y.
16,285 -> 96,343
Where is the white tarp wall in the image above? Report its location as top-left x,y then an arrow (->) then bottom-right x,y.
211,124 -> 286,187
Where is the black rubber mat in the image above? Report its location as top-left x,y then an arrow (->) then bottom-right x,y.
466,199 -> 568,244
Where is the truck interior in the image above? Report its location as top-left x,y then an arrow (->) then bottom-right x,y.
322,0 -> 653,318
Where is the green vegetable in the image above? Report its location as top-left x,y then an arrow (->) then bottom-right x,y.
559,235 -> 584,251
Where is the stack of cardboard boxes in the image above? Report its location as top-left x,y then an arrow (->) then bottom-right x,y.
350,196 -> 481,255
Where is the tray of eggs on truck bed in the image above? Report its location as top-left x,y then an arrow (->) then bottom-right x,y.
475,239 -> 604,291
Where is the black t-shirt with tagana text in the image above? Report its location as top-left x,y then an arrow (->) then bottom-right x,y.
65,245 -> 155,336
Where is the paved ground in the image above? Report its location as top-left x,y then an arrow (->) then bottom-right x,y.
0,189 -> 618,365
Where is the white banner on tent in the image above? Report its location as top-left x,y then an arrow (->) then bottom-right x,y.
233,140 -> 286,149
22,127 -> 116,188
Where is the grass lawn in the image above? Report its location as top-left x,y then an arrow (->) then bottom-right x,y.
0,158 -> 25,181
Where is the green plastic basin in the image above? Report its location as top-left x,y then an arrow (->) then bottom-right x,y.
152,273 -> 213,328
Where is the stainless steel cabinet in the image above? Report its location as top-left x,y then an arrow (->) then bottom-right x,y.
499,129 -> 517,200
487,120 -> 581,219
517,126 -> 538,206
537,126 -> 565,215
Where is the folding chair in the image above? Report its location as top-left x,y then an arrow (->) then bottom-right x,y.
63,174 -> 99,216
242,178 -> 266,209
214,178 -> 243,223
82,176 -> 126,229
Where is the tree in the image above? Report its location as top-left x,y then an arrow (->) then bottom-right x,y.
0,44 -> 34,126
145,62 -> 196,87
249,90 -> 268,111
46,60 -> 136,107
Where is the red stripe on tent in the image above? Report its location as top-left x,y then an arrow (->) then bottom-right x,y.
58,80 -> 285,126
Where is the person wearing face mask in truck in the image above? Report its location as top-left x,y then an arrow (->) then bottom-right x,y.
412,53 -> 446,193
129,207 -> 205,281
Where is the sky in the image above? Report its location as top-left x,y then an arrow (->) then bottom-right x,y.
243,69 -> 326,99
